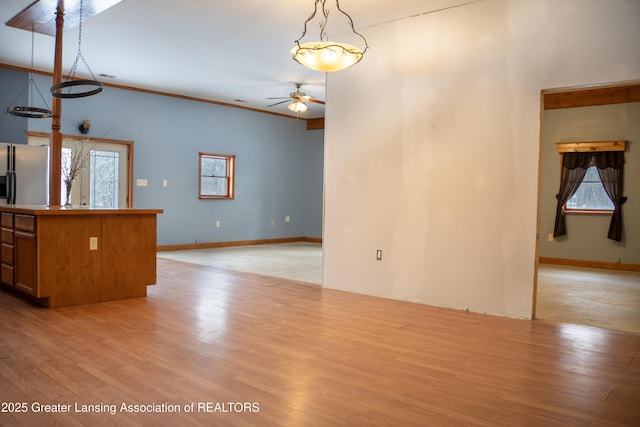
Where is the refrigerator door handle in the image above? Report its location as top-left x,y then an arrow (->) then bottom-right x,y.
9,145 -> 15,173
11,172 -> 17,205
6,172 -> 14,205
6,146 -> 10,172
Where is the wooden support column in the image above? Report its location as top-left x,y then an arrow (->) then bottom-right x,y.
49,3 -> 64,206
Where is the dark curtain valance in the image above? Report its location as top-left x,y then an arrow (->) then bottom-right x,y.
593,151 -> 625,169
561,152 -> 593,169
561,151 -> 625,169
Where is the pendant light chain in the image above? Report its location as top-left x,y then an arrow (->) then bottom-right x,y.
334,0 -> 367,51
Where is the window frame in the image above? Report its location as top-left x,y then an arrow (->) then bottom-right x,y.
198,152 -> 235,200
555,140 -> 625,215
563,164 -> 614,215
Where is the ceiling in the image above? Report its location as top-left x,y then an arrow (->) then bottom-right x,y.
1,0 -> 476,119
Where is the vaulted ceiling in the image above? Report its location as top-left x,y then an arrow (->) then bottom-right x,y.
1,0 -> 477,119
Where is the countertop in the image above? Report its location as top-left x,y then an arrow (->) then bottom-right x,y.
0,205 -> 163,216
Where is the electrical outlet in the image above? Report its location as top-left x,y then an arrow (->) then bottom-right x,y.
216,221 -> 221,228
285,216 -> 290,223
271,220 -> 276,226
89,237 -> 98,250
547,234 -> 554,241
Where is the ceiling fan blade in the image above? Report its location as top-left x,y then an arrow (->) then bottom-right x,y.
267,100 -> 289,107
308,98 -> 325,105
266,97 -> 290,100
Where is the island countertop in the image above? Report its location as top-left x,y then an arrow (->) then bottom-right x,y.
0,205 -> 163,216
0,206 -> 163,308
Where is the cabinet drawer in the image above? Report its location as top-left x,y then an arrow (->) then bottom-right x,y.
1,243 -> 13,264
1,213 -> 13,228
14,215 -> 35,233
1,229 -> 13,244
1,263 -> 14,286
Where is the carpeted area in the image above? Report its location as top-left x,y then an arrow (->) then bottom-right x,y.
157,242 -> 322,285
536,264 -> 640,334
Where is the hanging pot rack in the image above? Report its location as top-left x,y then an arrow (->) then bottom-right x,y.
6,0 -> 122,207
6,28 -> 52,118
50,0 -> 103,99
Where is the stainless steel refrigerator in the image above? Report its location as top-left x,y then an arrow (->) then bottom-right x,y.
0,143 -> 49,205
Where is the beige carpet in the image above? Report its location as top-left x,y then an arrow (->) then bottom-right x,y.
536,264 -> 640,334
157,242 -> 322,285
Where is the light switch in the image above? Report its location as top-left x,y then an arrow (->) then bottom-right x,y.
89,237 -> 98,251
163,179 -> 168,187
136,179 -> 148,187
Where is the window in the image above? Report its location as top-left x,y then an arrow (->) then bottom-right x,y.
89,150 -> 121,207
553,141 -> 627,241
564,165 -> 614,212
199,152 -> 235,199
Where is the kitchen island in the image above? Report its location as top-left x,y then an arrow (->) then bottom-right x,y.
0,205 -> 163,308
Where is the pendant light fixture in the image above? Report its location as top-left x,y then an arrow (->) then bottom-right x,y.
7,29 -> 52,118
51,0 -> 103,98
291,0 -> 368,72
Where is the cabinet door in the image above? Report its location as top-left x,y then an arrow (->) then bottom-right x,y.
1,213 -> 14,287
14,231 -> 37,297
1,242 -> 14,286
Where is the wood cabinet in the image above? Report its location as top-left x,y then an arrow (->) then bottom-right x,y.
14,214 -> 37,297
0,206 -> 162,308
1,213 -> 14,287
1,213 -> 43,297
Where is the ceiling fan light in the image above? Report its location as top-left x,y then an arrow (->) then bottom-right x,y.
291,42 -> 364,72
288,100 -> 309,113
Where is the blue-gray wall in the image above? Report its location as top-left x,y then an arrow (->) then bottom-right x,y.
1,67 -> 29,144
0,67 -> 324,245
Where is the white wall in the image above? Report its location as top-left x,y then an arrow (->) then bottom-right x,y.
322,0 -> 640,318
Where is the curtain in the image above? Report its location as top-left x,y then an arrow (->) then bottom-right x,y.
553,152 -> 592,237
595,151 -> 626,242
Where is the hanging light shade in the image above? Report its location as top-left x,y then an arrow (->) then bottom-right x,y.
51,0 -> 103,98
7,29 -> 52,118
288,100 -> 309,113
292,0 -> 368,72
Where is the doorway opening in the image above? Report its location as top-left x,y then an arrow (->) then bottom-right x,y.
27,131 -> 133,207
534,82 -> 640,333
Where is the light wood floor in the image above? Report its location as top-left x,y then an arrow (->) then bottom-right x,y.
160,244 -> 640,334
537,264 -> 640,334
1,258 -> 639,426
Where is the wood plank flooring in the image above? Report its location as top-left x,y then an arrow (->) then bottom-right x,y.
1,258 -> 639,426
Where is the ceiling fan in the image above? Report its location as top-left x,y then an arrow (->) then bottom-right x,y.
267,83 -> 325,113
